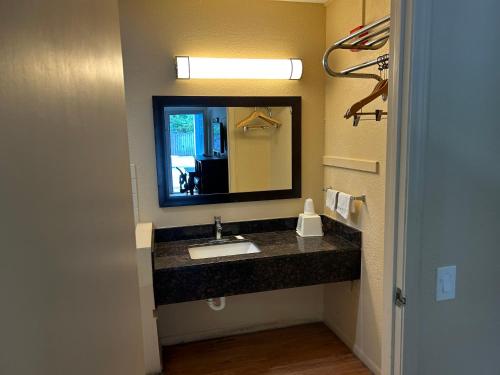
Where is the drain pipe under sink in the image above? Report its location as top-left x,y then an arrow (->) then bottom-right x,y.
207,297 -> 226,311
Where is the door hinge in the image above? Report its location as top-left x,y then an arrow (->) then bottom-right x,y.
395,287 -> 407,307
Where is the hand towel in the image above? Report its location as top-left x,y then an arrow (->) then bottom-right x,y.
336,192 -> 352,219
326,189 -> 338,211
325,189 -> 333,208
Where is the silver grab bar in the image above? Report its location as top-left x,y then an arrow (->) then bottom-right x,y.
323,15 -> 390,81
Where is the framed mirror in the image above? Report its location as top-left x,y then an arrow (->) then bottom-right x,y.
153,96 -> 301,207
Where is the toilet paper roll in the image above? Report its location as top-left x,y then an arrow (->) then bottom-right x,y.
304,198 -> 315,215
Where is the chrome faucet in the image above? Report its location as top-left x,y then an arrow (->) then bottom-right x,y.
214,216 -> 222,240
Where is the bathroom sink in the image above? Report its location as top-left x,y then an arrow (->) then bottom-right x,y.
188,241 -> 261,260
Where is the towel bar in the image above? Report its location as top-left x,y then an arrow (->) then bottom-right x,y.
322,187 -> 366,203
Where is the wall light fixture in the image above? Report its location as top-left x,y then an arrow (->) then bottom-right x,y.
175,56 -> 303,80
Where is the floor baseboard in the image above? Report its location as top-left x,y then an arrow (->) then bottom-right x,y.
323,320 -> 381,375
160,318 -> 320,346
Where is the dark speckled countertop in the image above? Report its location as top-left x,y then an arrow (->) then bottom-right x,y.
153,216 -> 361,305
154,231 -> 358,269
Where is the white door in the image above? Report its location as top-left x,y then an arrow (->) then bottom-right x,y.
383,0 -> 433,374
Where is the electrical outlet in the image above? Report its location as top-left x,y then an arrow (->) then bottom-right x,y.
436,265 -> 456,302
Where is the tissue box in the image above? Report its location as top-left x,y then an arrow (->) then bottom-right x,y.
296,213 -> 323,237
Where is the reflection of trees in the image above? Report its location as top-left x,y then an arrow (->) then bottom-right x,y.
213,123 -> 221,150
170,114 -> 195,133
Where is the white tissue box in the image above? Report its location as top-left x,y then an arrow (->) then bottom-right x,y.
296,213 -> 323,237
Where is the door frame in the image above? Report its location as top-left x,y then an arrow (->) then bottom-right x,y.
165,109 -> 206,195
383,0 -> 433,374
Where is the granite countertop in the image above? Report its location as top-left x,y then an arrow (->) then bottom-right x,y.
154,230 -> 359,271
153,216 -> 362,305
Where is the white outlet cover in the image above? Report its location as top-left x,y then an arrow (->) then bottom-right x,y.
436,265 -> 456,302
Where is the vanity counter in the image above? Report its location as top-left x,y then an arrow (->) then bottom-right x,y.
153,217 -> 361,305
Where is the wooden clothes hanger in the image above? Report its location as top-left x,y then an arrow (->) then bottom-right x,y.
236,108 -> 281,129
344,79 -> 388,119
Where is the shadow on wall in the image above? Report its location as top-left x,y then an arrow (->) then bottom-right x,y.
324,253 -> 381,372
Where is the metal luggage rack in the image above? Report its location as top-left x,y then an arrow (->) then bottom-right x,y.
322,15 -> 390,81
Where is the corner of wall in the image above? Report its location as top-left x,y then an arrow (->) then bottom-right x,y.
322,0 -> 389,371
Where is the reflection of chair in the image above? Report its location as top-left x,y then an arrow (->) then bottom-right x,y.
195,156 -> 229,194
175,167 -> 199,195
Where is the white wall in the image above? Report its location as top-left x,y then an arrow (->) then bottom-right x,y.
119,0 -> 326,344
409,0 -> 500,373
0,1 -> 145,374
322,0 -> 389,373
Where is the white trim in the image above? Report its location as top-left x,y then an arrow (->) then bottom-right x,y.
135,223 -> 162,375
324,320 -> 381,375
323,155 -> 379,173
397,0 -> 433,374
382,0 -> 406,373
353,345 -> 381,375
383,0 -> 433,374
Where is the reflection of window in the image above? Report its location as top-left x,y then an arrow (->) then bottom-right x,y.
212,121 -> 223,154
167,112 -> 204,194
212,122 -> 220,152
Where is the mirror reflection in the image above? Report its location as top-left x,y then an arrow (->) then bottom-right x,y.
166,106 -> 292,196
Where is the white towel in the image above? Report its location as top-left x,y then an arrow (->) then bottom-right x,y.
336,192 -> 352,219
326,189 -> 338,211
325,189 -> 332,208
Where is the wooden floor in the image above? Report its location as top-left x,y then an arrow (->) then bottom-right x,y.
163,323 -> 372,375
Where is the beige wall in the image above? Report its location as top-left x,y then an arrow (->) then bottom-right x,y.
323,0 -> 389,372
119,0 -> 325,227
227,107 -> 292,192
119,0 -> 326,344
0,1 -> 145,374
228,108 -> 272,192
270,107 -> 293,189
158,286 -> 323,345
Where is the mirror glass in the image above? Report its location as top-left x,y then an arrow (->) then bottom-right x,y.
153,97 -> 301,207
167,106 -> 292,195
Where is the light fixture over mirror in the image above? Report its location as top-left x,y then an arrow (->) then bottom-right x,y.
175,57 -> 303,80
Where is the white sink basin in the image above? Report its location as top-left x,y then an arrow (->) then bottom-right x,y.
188,241 -> 261,260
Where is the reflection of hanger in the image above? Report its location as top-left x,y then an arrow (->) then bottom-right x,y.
344,79 -> 388,119
236,107 -> 281,130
